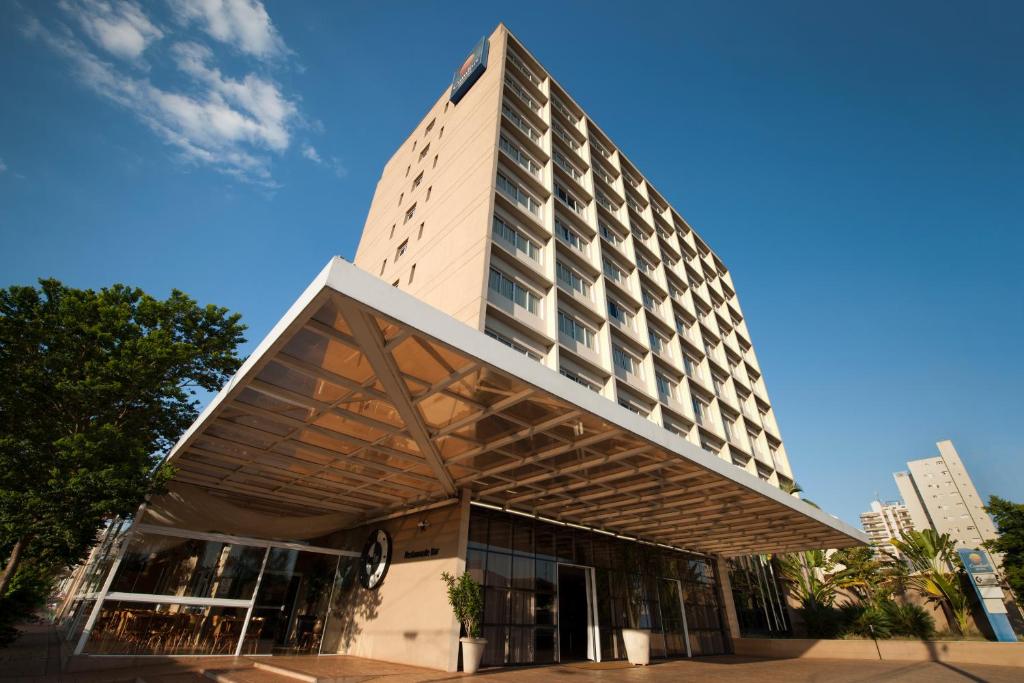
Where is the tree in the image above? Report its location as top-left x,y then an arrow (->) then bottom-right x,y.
778,549 -> 837,609
985,495 -> 1024,603
0,279 -> 245,602
831,545 -> 890,604
889,529 -> 971,635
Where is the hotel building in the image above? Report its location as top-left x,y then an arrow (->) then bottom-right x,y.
894,440 -> 999,553
56,25 -> 864,671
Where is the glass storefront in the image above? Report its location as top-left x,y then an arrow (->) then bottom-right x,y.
66,526 -> 359,656
467,505 -> 730,667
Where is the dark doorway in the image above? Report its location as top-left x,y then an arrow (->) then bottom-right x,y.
557,565 -> 590,661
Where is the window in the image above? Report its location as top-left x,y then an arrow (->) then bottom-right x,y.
412,172 -> 423,190
507,50 -> 540,86
408,264 -> 416,283
599,221 -> 622,246
596,190 -> 619,213
389,224 -> 395,239
418,222 -> 424,240
553,123 -> 580,151
488,267 -> 539,314
395,239 -> 408,262
558,310 -> 594,348
405,164 -> 410,177
501,101 -> 539,142
722,416 -> 734,442
505,73 -> 539,111
648,330 -> 668,355
591,139 -> 612,159
499,135 -> 541,176
683,354 -> 698,379
439,126 -> 444,139
404,203 -> 416,223
391,279 -> 399,287
555,218 -> 587,253
433,154 -> 438,168
612,345 -> 636,374
492,215 -> 539,260
485,328 -> 541,361
379,258 -> 386,275
426,186 -> 432,201
691,397 -> 707,424
419,144 -> 430,161
593,162 -> 615,186
555,184 -> 584,215
425,118 -> 435,135
603,258 -> 625,283
556,260 -> 590,298
618,399 -> 646,416
497,172 -> 540,215
607,299 -> 631,327
553,149 -> 582,181
637,255 -> 655,276
399,192 -> 404,205
560,368 -> 598,392
552,97 -> 580,125
642,290 -> 658,313
656,373 -> 675,401
712,374 -> 725,398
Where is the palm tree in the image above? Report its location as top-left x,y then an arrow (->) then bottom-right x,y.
778,549 -> 836,609
831,546 -> 888,604
889,529 -> 971,635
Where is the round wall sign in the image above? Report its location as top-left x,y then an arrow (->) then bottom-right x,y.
360,528 -> 392,589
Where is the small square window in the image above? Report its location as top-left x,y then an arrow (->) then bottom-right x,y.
425,118 -> 435,135
392,279 -> 399,287
395,239 -> 409,262
404,204 -> 416,224
412,172 -> 423,190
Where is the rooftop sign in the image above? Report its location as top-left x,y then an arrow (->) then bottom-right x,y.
450,36 -> 488,104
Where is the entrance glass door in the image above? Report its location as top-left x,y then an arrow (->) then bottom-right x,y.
557,564 -> 599,662
657,578 -> 690,658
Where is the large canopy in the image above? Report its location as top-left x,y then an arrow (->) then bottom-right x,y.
161,258 -> 865,556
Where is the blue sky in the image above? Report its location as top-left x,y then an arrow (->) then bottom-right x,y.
0,1 -> 1021,528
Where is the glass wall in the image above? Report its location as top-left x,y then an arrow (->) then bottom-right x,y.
728,554 -> 790,636
467,506 -> 730,667
67,526 -> 357,656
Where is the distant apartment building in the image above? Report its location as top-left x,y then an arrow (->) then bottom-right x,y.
860,500 -> 916,561
893,440 -> 998,552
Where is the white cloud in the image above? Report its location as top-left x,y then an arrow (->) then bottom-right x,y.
301,144 -> 321,163
170,0 -> 286,59
24,2 -> 311,187
62,0 -> 163,60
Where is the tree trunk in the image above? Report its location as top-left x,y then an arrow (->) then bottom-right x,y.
0,536 -> 26,597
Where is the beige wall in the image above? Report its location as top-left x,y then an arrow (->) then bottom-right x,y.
353,27 -> 507,329
733,636 -> 1024,667
327,500 -> 469,672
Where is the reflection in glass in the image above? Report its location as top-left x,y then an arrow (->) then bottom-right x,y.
109,533 -> 265,600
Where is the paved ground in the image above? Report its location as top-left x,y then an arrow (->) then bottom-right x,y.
1,623 -> 1020,683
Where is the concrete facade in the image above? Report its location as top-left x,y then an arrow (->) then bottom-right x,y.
355,24 -> 795,490
860,500 -> 916,561
894,440 -> 999,552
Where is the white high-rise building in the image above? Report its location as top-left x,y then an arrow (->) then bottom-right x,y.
893,440 -> 998,552
860,500 -> 916,561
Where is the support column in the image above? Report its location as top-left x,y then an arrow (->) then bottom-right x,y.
446,490 -> 473,672
715,555 -> 742,649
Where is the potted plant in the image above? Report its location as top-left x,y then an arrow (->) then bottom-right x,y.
620,544 -> 651,665
441,570 -> 486,673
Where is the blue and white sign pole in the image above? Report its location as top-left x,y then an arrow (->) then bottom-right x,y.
957,548 -> 1017,642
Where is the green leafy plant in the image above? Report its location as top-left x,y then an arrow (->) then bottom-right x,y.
881,601 -> 936,640
840,603 -> 893,639
985,496 -> 1024,604
441,571 -> 483,638
778,549 -> 837,609
889,530 -> 971,635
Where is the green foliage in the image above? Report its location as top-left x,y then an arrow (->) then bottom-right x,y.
881,601 -> 936,640
889,529 -> 971,635
0,279 -> 245,619
831,546 -> 891,603
441,571 -> 484,638
0,561 -> 57,644
778,549 -> 837,609
799,603 -> 843,638
841,603 -> 893,639
985,496 -> 1024,602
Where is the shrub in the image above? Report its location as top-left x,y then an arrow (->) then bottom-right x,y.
440,571 -> 483,638
799,603 -> 843,639
882,601 -> 936,639
842,604 -> 893,639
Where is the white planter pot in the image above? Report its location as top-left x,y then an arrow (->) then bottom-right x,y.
460,637 -> 487,674
622,628 -> 651,665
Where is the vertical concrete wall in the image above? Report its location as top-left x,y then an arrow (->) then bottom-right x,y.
329,501 -> 469,672
353,27 -> 506,329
